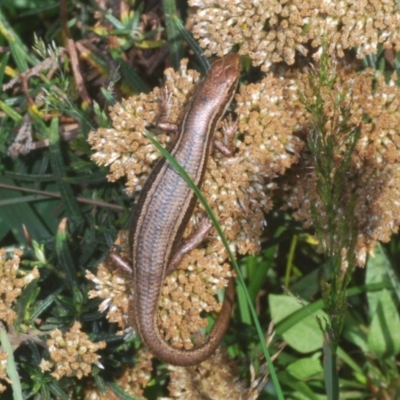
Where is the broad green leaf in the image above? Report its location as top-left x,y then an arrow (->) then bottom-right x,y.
287,357 -> 323,380
291,266 -> 322,300
368,289 -> 400,358
278,371 -> 324,400
342,314 -> 368,353
270,294 -> 326,353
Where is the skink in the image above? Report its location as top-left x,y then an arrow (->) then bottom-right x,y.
110,54 -> 240,366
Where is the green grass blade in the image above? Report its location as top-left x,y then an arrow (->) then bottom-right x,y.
336,346 -> 363,375
0,8 -> 36,71
0,52 -> 9,85
163,0 -> 184,70
55,222 -> 79,290
0,324 -> 23,400
0,100 -> 24,122
119,59 -> 149,94
172,15 -> 210,73
247,248 -> 274,301
278,371 -> 321,400
323,334 -> 339,400
0,176 -> 51,242
48,382 -> 70,400
237,282 -> 251,324
107,381 -> 141,400
47,118 -> 84,229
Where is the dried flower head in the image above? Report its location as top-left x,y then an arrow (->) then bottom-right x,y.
88,59 -> 199,195
86,231 -> 131,332
40,321 -> 106,380
166,347 -> 269,399
280,66 -> 400,265
0,248 -> 39,325
83,349 -> 153,400
189,0 -> 400,69
159,246 -> 233,349
310,0 -> 400,58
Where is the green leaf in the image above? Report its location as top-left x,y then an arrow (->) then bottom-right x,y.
163,0 -> 184,70
0,8 -> 36,71
237,249 -> 274,324
15,279 -> 40,326
30,288 -> 62,321
336,346 -> 364,376
0,52 -> 9,86
119,59 -> 149,94
135,39 -> 165,49
236,283 -> 251,324
93,372 -> 107,396
323,335 -> 339,400
107,381 -> 142,400
247,248 -> 275,301
48,118 -> 84,229
48,382 -> 70,400
287,357 -> 323,380
172,15 -> 210,73
0,99 -> 24,122
368,289 -> 400,358
366,243 -> 392,317
278,371 -> 324,400
0,325 -> 23,400
0,176 -> 51,242
0,212 -> 9,242
270,294 -> 325,353
291,264 -> 324,300
342,314 -> 368,353
104,13 -> 126,30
